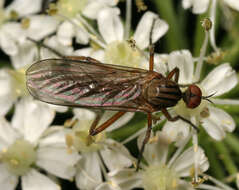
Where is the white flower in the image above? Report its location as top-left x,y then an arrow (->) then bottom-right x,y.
5,0 -> 43,17
198,175 -> 236,190
95,169 -> 142,190
182,0 -> 239,14
96,131 -> 209,190
0,97 -> 80,190
34,6 -> 169,77
138,131 -> 209,190
9,15 -> 60,69
0,61 -> 68,116
0,1 -> 59,63
96,9 -> 168,69
37,35 -> 74,60
53,0 -> 118,46
163,50 -> 238,141
0,68 -> 27,116
66,108 -> 135,190
56,0 -> 117,19
0,0 -> 51,56
82,0 -> 118,19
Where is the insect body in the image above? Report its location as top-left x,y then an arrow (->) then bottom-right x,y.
26,55 -> 203,169
26,56 -> 201,113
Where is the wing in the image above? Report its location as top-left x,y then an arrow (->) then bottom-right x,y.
26,58 -> 150,112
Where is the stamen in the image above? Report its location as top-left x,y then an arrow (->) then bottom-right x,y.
194,19 -> 210,82
125,0 -> 132,39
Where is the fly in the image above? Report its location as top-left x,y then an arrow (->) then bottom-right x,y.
26,51 -> 214,170
26,25 -> 213,169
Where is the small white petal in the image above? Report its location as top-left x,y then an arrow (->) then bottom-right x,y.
6,0 -> 42,17
70,17 -> 90,45
39,127 -> 69,148
96,183 -> 120,190
97,8 -> 123,44
139,57 -> 150,70
201,118 -> 225,140
107,169 -> 142,190
0,70 -> 13,97
74,48 -> 93,56
178,180 -> 195,190
10,41 -> 38,69
57,21 -> 75,46
0,23 -> 25,56
26,15 -> 59,41
2,23 -> 25,43
40,36 -> 73,59
0,32 -> 18,55
74,48 -> 105,62
36,146 -> 80,180
22,169 -> 60,190
201,106 -> 235,140
192,0 -> 210,14
171,147 -> 209,177
75,26 -> 89,45
168,50 -> 194,84
0,117 -> 20,150
134,11 -> 168,50
0,70 -> 15,115
82,1 -> 103,19
162,120 -> 190,146
153,53 -> 168,75
0,164 -> 18,190
91,49 -> 105,62
201,63 -> 238,96
0,97 -> 13,116
11,98 -> 55,144
100,139 -> 133,171
223,0 -> 239,11
83,0 -> 117,19
182,0 -> 193,9
138,131 -> 169,165
76,152 -> 102,189
73,108 -> 96,121
47,104 -> 68,113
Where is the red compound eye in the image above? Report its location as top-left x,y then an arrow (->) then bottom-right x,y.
183,84 -> 202,109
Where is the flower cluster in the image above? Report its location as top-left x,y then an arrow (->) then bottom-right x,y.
0,0 -> 239,190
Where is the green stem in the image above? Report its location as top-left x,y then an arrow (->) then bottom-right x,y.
201,137 -> 225,179
213,141 -> 237,175
224,134 -> 239,156
193,14 -> 207,56
222,39 -> 239,68
151,0 -> 184,51
0,60 -> 11,68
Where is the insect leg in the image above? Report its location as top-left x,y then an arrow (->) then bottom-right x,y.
167,67 -> 179,82
149,19 -> 156,71
136,113 -> 152,171
27,37 -> 65,58
89,111 -> 126,136
161,108 -> 199,132
149,45 -> 154,71
89,110 -> 104,135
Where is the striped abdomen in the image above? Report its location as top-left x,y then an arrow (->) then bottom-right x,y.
144,78 -> 182,109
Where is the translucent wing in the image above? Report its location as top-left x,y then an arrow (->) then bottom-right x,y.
26,58 -> 150,112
